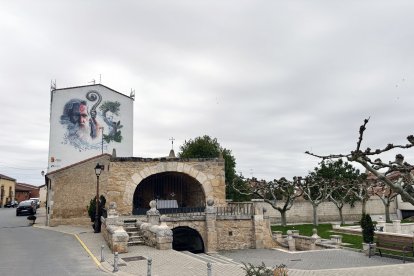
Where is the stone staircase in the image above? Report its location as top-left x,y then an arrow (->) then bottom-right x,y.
123,218 -> 144,247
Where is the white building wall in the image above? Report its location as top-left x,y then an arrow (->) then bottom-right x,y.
48,84 -> 133,172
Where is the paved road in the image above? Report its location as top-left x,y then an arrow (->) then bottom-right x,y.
0,207 -> 106,276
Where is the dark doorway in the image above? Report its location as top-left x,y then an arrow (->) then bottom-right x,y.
172,226 -> 205,253
133,172 -> 205,215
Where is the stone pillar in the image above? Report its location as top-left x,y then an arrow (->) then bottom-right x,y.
311,228 -> 321,243
393,220 -> 402,234
147,200 -> 160,225
103,202 -> 129,253
156,215 -> 173,250
287,230 -> 296,251
205,198 -> 218,253
330,235 -> 342,248
252,200 -> 265,249
332,222 -> 341,230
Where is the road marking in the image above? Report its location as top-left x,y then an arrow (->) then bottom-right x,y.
74,234 -> 101,267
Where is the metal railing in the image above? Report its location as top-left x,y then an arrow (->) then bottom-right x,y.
216,202 -> 255,216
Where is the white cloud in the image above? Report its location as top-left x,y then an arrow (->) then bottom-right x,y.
1,1 -> 414,185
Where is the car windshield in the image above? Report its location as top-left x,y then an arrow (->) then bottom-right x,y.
19,201 -> 32,207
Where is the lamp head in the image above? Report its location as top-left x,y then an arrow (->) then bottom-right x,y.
95,163 -> 104,176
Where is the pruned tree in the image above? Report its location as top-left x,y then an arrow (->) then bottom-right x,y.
350,173 -> 371,215
369,172 -> 400,222
314,159 -> 362,225
232,176 -> 303,226
306,118 -> 414,206
297,174 -> 335,226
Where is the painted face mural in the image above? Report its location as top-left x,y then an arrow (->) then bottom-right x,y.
60,90 -> 123,151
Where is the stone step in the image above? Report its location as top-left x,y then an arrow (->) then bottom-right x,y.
129,235 -> 143,242
128,240 -> 145,246
124,227 -> 140,232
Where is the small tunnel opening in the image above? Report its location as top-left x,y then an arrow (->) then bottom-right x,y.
172,226 -> 205,254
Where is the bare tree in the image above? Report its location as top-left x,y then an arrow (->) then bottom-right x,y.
306,118 -> 414,206
232,176 -> 303,226
350,174 -> 371,215
297,175 -> 336,226
369,172 -> 400,222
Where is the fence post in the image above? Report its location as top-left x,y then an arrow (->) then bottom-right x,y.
207,262 -> 212,276
147,257 -> 152,276
100,245 -> 105,262
113,252 -> 119,272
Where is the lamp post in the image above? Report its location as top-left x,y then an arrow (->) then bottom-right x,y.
94,163 -> 104,233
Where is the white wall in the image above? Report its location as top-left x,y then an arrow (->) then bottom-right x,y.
48,84 -> 133,172
258,198 -> 397,224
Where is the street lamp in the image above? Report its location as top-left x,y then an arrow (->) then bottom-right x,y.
94,163 -> 104,233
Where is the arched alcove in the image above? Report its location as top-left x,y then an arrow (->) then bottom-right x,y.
172,226 -> 205,253
132,172 -> 206,215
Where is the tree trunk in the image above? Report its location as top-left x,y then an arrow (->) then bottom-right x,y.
385,203 -> 391,223
338,206 -> 345,225
362,198 -> 367,214
280,210 -> 287,227
313,204 -> 319,226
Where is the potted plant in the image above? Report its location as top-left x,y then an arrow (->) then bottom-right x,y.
360,213 -> 375,255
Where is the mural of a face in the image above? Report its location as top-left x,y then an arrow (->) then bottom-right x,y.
78,103 -> 89,127
60,90 -> 123,151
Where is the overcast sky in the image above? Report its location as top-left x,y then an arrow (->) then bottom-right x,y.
1,1 -> 414,186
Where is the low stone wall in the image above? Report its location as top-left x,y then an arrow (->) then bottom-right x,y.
216,218 -> 254,250
254,198 -> 396,224
102,202 -> 129,253
137,221 -> 173,250
376,220 -> 414,235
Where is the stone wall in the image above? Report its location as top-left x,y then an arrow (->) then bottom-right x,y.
47,155 -> 225,226
216,219 -> 254,250
255,198 -> 396,224
47,155 -> 111,226
109,158 -> 226,215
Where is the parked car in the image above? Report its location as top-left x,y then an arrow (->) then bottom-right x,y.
16,200 -> 36,216
29,198 -> 40,208
5,200 -> 18,208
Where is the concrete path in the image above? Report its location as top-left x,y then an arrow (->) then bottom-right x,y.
34,209 -> 414,276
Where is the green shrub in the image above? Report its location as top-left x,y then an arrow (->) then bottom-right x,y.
242,262 -> 273,276
87,195 -> 106,222
242,262 -> 288,276
360,213 -> 374,243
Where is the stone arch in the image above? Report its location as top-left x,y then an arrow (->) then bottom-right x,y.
123,162 -> 215,207
132,171 -> 206,214
172,226 -> 205,253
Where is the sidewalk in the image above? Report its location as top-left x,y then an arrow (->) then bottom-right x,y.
33,208 -> 414,276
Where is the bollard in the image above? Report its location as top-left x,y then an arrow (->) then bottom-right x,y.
207,262 -> 212,276
147,257 -> 152,276
113,252 -> 119,273
100,245 -> 105,262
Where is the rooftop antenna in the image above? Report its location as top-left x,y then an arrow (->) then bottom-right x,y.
88,79 -> 96,85
50,79 -> 56,91
130,89 -> 135,100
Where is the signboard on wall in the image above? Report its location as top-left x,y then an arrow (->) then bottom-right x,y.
48,84 -> 134,172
